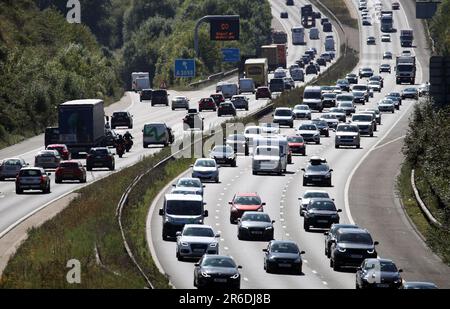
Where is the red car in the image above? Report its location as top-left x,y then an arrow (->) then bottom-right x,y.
255,87 -> 272,99
55,160 -> 87,183
287,135 -> 306,156
210,93 -> 225,105
229,193 -> 266,224
47,144 -> 71,160
199,97 -> 217,111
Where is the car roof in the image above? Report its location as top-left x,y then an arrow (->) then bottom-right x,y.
365,258 -> 394,264
47,144 -> 66,147
183,224 -> 213,230
304,190 -> 329,195
338,228 -> 370,235
242,211 -> 269,216
165,194 -> 203,201
235,192 -> 260,197
270,240 -> 298,246
20,167 -> 44,171
309,197 -> 334,203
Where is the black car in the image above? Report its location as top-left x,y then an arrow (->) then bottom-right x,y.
111,111 -> 133,129
210,145 -> 237,167
286,0 -> 294,5
311,119 -> 330,137
226,134 -> 249,156
237,212 -> 275,241
302,157 -> 333,186
86,147 -> 115,171
303,198 -> 341,231
330,228 -> 378,271
379,64 -> 391,73
183,110 -> 204,130
356,259 -> 403,289
151,89 -> 169,106
194,255 -> 242,289
305,63 -> 318,75
280,11 -> 288,18
336,79 -> 350,92
345,74 -> 358,84
263,241 -> 305,274
386,95 -> 401,110
269,78 -> 285,93
322,93 -> 337,108
140,89 -> 153,102
324,224 -> 359,258
317,57 -> 326,66
217,102 -> 237,117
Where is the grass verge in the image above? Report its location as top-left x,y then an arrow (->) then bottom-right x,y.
317,0 -> 358,29
397,162 -> 450,266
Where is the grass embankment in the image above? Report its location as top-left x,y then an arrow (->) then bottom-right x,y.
315,0 -> 358,29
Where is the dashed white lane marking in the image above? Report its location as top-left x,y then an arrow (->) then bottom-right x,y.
216,209 -> 220,213
216,223 -> 220,226
280,205 -> 284,209
283,225 -> 287,229
244,277 -> 249,282
322,281 -> 328,286
285,233 -> 290,237
280,212 -> 284,215
227,183 -> 231,186
0,195 -> 5,198
217,204 -> 221,207
215,216 -> 219,219
224,247 -> 229,250
303,260 -> 308,263
221,238 -> 225,242
220,193 -> 224,196
312,270 -> 317,274
280,218 -> 285,222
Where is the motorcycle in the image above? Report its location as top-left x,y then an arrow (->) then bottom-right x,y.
124,139 -> 133,152
116,143 -> 125,158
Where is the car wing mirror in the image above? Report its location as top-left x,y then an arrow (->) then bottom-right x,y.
398,269 -> 403,273
301,168 -> 305,171
204,210 -> 209,217
194,263 -> 200,267
300,251 -> 306,255
337,209 -> 342,213
176,231 -> 182,237
262,202 -> 266,206
324,232 -> 329,236
238,265 -> 243,269
215,233 -> 221,238
262,249 -> 268,252
158,209 -> 164,216
374,241 -> 379,246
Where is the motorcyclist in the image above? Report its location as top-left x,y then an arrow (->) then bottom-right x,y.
124,131 -> 133,141
115,135 -> 126,156
123,131 -> 134,152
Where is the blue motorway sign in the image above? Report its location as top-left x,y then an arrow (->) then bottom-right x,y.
222,48 -> 240,62
175,59 -> 196,78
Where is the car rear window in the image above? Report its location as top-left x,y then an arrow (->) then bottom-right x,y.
20,170 -> 42,177
153,90 -> 167,97
4,159 -> 22,166
91,149 -> 108,155
60,162 -> 80,168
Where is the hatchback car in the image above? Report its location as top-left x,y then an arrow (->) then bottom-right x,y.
379,64 -> 391,73
191,158 -> 220,183
293,104 -> 312,119
287,135 -> 306,156
231,95 -> 249,111
194,255 -> 242,289
356,259 -> 403,289
336,79 -> 350,92
199,97 -> 217,112
280,11 -> 288,18
263,241 -> 305,274
226,134 -> 249,156
299,190 -> 330,216
378,98 -> 395,113
209,145 -> 237,167
383,51 -> 393,59
210,93 -> 225,105
337,100 -> 356,115
237,212 -> 274,241
273,107 -> 294,128
0,158 -> 28,181
303,198 -> 341,231
140,89 -> 153,102
151,89 -> 169,106
381,34 -> 391,42
217,102 -> 237,117
86,147 -> 115,171
255,87 -> 272,99
302,157 -> 333,187
183,109 -> 204,131
111,111 -> 133,129
401,87 -> 419,100
55,160 -> 87,183
35,150 -> 61,169
321,92 -> 337,108
324,224 -> 359,258
345,73 -> 358,84
366,36 -> 376,45
171,96 -> 190,110
229,193 -> 265,224
359,67 -> 374,78
311,119 -> 330,137
320,114 -> 339,129
176,225 -> 220,260
329,107 -> 347,122
16,167 -> 51,194
171,177 -> 204,196
297,123 -> 321,144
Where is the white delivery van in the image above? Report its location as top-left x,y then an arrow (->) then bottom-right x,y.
252,145 -> 283,175
220,83 -> 239,99
239,78 -> 256,94
253,135 -> 289,172
309,27 -> 320,40
142,123 -> 174,148
132,72 -> 150,92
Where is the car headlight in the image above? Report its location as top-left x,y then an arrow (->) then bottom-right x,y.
257,207 -> 264,212
209,242 -> 218,248
294,258 -> 302,263
165,217 -> 171,223
325,173 -> 332,178
201,272 -> 211,278
314,133 -> 320,137
265,226 -> 273,230
367,248 -> 375,254
197,219 -> 204,224
181,242 -> 189,247
304,174 -> 309,178
353,136 -> 356,139
337,247 -> 346,253
241,225 -> 249,229
337,136 -> 341,139
230,273 -> 240,279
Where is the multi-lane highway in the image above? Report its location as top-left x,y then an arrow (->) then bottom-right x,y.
147,0 -> 450,289
0,0 -> 338,241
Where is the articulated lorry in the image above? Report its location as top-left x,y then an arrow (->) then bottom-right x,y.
400,30 -> 414,47
396,56 -> 416,85
58,99 -> 106,156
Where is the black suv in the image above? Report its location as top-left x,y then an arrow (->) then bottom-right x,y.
311,119 -> 330,137
140,89 -> 153,102
303,198 -> 342,231
86,147 -> 115,171
111,111 -> 133,129
183,109 -> 204,131
356,259 -> 403,289
330,228 -> 379,271
302,157 -> 333,186
151,89 -> 169,106
217,102 -> 237,117
324,224 -> 359,258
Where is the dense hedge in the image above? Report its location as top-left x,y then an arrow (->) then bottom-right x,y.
429,0 -> 450,55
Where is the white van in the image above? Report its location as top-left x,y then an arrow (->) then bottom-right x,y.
131,72 -> 150,92
142,123 -> 174,148
159,194 -> 208,240
253,135 -> 289,172
290,68 -> 304,82
252,145 -> 283,175
239,78 -> 256,94
303,86 -> 323,112
309,28 -> 320,40
220,83 -> 239,99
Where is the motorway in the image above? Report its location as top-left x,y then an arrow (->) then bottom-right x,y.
147,0 -> 450,289
0,0 -> 338,243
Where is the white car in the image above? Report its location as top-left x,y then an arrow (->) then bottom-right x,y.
381,34 -> 391,42
299,190 -> 331,216
336,94 -> 356,115
260,123 -> 280,134
244,126 -> 262,143
273,107 -> 294,128
293,104 -> 312,119
171,177 -> 204,196
252,145 -> 283,175
274,68 -> 287,78
191,158 -> 220,183
297,123 -> 321,144
176,225 -> 220,260
320,114 -> 339,129
368,81 -> 382,92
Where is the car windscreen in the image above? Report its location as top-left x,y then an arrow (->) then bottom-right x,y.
337,125 -> 359,132
321,114 -> 336,119
152,90 -> 167,97
287,136 -> 304,143
183,227 -> 214,237
312,120 -> 327,126
339,102 -> 353,107
330,108 -> 345,113
177,179 -> 201,188
323,93 -> 336,99
353,85 -> 367,91
299,124 -> 317,130
338,232 -> 373,244
234,196 -> 262,205
304,192 -> 329,199
304,90 -> 321,99
352,115 -> 372,122
195,160 -> 216,167
59,162 -> 79,168
275,109 -> 292,116
39,151 -> 57,157
294,105 -> 309,110
397,64 -> 414,71
389,92 -> 400,97
166,200 -> 203,215
308,200 -> 336,211
202,257 -> 236,268
337,95 -> 354,101
307,164 -> 329,172
380,100 -> 393,105
270,243 -> 299,254
212,146 -> 234,155
113,112 -> 127,117
19,170 -> 42,177
4,159 -> 22,166
91,149 -> 108,155
241,213 -> 270,222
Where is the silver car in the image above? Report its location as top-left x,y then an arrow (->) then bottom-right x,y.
297,123 -> 321,144
335,123 -> 361,148
191,158 -> 220,183
171,96 -> 190,110
378,99 -> 395,113
293,104 -> 312,119
172,177 -> 205,196
0,158 -> 28,180
34,150 -> 61,169
299,190 -> 331,216
176,224 -> 220,260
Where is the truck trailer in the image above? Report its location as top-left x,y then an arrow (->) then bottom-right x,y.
396,56 -> 416,85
